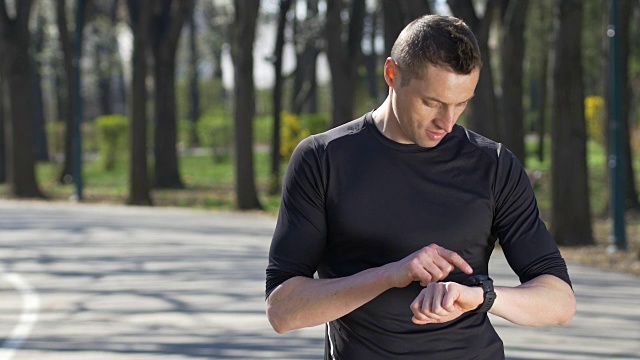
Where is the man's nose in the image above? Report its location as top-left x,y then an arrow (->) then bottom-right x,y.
437,107 -> 456,133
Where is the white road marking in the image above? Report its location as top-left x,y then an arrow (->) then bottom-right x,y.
0,271 -> 40,360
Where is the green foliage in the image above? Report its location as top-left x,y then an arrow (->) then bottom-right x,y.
196,113 -> 233,162
299,113 -> 329,134
525,137 -> 609,216
31,150 -> 281,213
582,0 -> 606,97
46,121 -> 65,157
177,119 -> 193,148
254,115 -> 273,145
175,78 -> 227,121
46,120 -> 100,157
585,96 -> 605,143
96,115 -> 129,171
280,112 -> 310,161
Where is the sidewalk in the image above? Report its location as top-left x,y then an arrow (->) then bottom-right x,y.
0,200 -> 637,359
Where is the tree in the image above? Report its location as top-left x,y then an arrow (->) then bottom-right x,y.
499,0 -> 529,163
232,0 -> 262,210
91,0 -> 121,116
0,56 -> 4,184
363,3 -> 381,102
55,0 -> 87,183
448,0 -> 500,141
326,0 -> 366,127
382,0 -> 431,58
616,0 -> 638,209
551,0 -> 593,246
126,0 -> 154,205
290,0 -> 321,114
0,0 -> 44,197
32,5 -> 49,162
525,0 -> 555,163
270,0 -> 292,195
187,0 -> 200,147
0,0 -> 43,198
150,0 -> 191,189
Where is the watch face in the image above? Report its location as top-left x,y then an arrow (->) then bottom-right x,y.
464,275 -> 491,286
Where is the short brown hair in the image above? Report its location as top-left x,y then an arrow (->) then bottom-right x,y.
391,15 -> 482,86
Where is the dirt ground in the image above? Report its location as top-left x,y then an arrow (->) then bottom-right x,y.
559,214 -> 640,276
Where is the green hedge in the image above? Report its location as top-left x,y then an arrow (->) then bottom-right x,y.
96,115 -> 128,171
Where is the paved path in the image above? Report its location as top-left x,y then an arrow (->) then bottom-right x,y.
0,200 -> 637,359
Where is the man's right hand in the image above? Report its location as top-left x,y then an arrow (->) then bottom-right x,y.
385,244 -> 473,288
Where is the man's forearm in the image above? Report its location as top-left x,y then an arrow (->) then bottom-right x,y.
266,267 -> 393,334
490,274 -> 576,326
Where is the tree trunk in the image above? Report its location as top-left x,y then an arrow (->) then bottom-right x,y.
291,0 -> 320,115
364,4 -> 380,102
551,0 -> 593,246
96,42 -> 112,115
56,0 -> 75,183
188,0 -> 200,147
448,0 -> 500,141
53,55 -> 66,123
0,64 -> 5,183
292,42 -> 320,114
270,0 -> 292,195
382,0 -> 431,57
32,10 -> 49,162
618,0 -> 638,209
94,0 -> 120,116
536,47 -> 549,163
0,1 -> 44,198
500,0 -> 529,163
127,0 -> 153,205
326,0 -> 366,128
151,0 -> 191,189
112,0 -> 126,116
232,0 -> 262,210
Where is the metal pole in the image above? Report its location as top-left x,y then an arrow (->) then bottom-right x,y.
607,0 -> 627,252
72,0 -> 84,201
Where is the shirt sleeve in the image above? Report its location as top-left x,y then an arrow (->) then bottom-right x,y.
266,135 -> 328,299
492,146 -> 572,287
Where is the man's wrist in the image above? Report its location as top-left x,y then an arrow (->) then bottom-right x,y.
469,286 -> 484,311
463,275 -> 497,313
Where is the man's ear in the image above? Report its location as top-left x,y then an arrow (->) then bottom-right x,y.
384,58 -> 398,88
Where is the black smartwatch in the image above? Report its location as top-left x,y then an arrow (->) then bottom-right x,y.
463,275 -> 496,313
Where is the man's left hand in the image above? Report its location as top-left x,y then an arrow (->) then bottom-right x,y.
410,282 -> 483,324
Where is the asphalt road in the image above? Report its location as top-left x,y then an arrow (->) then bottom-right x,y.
0,200 -> 638,360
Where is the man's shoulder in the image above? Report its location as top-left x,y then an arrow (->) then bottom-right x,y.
311,114 -> 370,150
457,125 -> 503,160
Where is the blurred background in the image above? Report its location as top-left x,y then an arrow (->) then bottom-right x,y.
0,0 -> 638,272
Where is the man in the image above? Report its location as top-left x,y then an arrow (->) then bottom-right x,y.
265,15 -> 575,359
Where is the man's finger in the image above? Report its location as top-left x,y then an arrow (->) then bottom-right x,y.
411,297 -> 430,321
421,260 -> 445,282
411,266 -> 433,286
442,284 -> 459,312
438,249 -> 473,274
430,285 -> 449,315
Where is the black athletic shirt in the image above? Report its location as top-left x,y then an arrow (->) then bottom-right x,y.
266,112 -> 571,360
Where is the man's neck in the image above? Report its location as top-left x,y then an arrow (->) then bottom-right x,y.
372,97 -> 411,144
372,97 -> 392,136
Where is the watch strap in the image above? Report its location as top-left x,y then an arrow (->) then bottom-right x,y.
464,275 -> 496,313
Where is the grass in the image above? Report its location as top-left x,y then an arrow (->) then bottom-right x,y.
1,135 -> 632,219
524,137 -> 609,217
10,150 -> 283,213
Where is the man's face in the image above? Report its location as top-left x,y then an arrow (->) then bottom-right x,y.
386,61 -> 480,148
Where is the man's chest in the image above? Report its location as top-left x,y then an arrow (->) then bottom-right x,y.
321,153 -> 495,276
